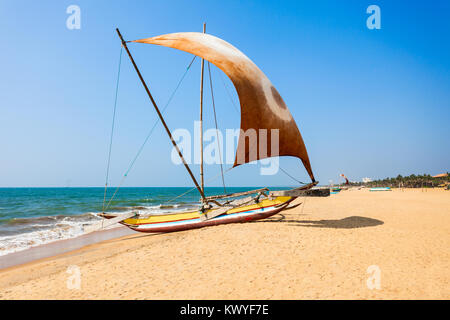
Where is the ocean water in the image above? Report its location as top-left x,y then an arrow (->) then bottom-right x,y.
0,187 -> 285,256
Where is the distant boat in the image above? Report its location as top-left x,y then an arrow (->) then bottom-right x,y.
370,187 -> 392,192
85,26 -> 330,234
329,186 -> 341,194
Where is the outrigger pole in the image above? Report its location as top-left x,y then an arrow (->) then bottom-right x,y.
116,28 -> 207,202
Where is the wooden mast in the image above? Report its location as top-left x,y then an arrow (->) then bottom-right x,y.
116,28 -> 206,202
199,23 -> 206,193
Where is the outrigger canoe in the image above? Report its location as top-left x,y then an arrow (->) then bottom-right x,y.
87,26 -> 331,235
101,196 -> 294,233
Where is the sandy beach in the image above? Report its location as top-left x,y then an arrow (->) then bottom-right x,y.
0,188 -> 448,300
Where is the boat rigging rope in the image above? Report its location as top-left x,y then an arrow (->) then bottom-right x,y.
122,55 -> 197,179
164,167 -> 233,205
279,166 -> 307,186
218,71 -> 240,114
207,62 -> 227,194
102,46 -> 123,213
103,55 -> 197,213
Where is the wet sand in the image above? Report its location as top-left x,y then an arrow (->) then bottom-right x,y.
0,226 -> 136,270
0,188 -> 449,299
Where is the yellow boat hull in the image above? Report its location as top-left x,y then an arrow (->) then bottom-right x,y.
107,196 -> 293,233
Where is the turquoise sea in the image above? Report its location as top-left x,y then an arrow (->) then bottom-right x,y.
0,187 -> 285,255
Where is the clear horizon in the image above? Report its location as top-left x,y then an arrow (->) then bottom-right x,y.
0,1 -> 449,188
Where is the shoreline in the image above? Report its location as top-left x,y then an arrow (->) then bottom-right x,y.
0,226 -> 137,270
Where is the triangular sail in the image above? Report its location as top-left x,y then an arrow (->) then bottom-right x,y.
132,32 -> 315,182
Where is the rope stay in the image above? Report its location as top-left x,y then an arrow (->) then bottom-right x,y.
163,167 -> 233,205
124,55 -> 197,179
207,62 -> 227,194
279,166 -> 307,186
103,46 -> 123,212
103,55 -> 197,212
218,71 -> 240,114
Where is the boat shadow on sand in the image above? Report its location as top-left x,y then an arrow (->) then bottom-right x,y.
259,214 -> 384,229
112,207 -> 384,243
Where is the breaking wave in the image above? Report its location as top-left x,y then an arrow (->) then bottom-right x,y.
0,203 -> 199,256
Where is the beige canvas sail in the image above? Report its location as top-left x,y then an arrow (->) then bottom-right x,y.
132,32 -> 315,182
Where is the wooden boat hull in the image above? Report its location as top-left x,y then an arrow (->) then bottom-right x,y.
103,196 -> 294,233
370,187 -> 392,192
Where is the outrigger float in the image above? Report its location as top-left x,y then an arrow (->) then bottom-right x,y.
85,25 -> 329,234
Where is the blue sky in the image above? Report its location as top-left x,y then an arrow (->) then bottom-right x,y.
0,0 -> 449,187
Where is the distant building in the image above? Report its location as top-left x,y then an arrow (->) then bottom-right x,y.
362,177 -> 372,183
